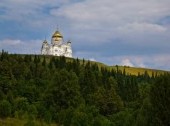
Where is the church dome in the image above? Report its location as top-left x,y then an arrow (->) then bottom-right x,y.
52,31 -> 63,38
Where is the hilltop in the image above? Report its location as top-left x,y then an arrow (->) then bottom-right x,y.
16,53 -> 168,76
83,60 -> 167,76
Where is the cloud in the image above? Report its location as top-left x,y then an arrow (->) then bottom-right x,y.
0,39 -> 42,54
0,39 -> 21,46
0,38 -> 170,70
159,16 -> 170,25
55,0 -> 170,28
0,0 -> 170,70
97,54 -> 170,70
117,22 -> 166,33
120,59 -> 134,67
56,0 -> 170,21
89,58 -> 96,62
1,0 -> 170,41
0,0 -> 70,29
50,0 -> 170,46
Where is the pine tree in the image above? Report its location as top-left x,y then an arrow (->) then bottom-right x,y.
150,74 -> 170,126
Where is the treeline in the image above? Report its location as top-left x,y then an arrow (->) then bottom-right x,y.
0,51 -> 170,126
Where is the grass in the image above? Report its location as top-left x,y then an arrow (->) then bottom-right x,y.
12,54 -> 169,76
71,57 -> 167,76
109,65 -> 166,76
0,118 -> 58,126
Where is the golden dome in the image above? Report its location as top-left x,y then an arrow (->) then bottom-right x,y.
52,31 -> 63,38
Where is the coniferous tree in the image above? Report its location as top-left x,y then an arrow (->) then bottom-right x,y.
150,74 -> 170,126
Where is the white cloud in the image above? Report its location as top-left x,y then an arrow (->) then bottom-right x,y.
98,54 -> 170,70
117,22 -> 167,33
120,58 -> 134,67
150,54 -> 170,69
0,39 -> 42,54
50,0 -> 170,45
55,0 -> 170,26
0,0 -> 170,70
89,58 -> 96,62
0,39 -> 21,46
1,0 -> 170,39
0,0 -> 70,28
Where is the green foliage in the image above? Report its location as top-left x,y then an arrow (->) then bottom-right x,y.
93,86 -> 123,116
44,111 -> 52,124
27,105 -> 38,120
0,53 -> 169,126
150,74 -> 170,126
70,104 -> 98,126
93,115 -> 112,126
109,109 -> 135,126
0,100 -> 11,118
24,120 -> 35,126
136,98 -> 153,126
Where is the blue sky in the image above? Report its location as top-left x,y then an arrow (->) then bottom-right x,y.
0,0 -> 170,70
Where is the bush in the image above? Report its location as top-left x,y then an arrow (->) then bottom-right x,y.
0,100 -> 11,118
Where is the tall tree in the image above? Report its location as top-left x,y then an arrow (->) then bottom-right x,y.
150,74 -> 170,126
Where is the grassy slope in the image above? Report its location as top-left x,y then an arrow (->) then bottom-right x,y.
109,65 -> 166,76
20,54 -> 168,76
89,61 -> 166,76
0,118 -> 58,126
65,56 -> 167,76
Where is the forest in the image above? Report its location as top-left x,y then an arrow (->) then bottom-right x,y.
0,50 -> 170,126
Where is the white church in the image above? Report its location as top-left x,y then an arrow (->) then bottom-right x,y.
41,30 -> 72,58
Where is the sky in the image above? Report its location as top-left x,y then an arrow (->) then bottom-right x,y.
0,0 -> 170,70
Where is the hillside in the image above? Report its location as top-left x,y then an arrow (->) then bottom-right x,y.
108,65 -> 167,76
20,54 -> 168,76
45,55 -> 168,76
84,60 -> 167,76
0,52 -> 170,126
